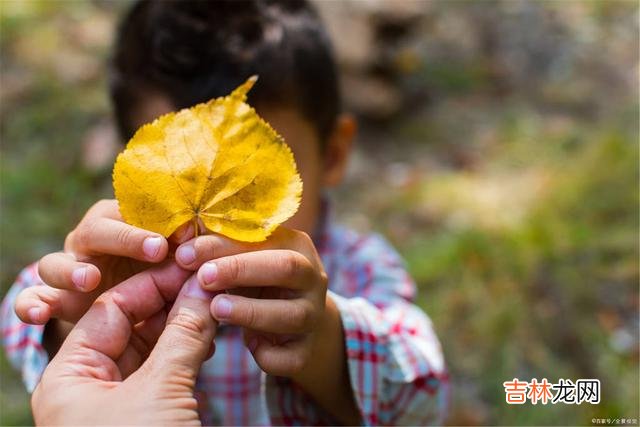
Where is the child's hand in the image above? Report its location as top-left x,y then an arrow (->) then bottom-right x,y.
15,199 -> 188,325
174,228 -> 331,378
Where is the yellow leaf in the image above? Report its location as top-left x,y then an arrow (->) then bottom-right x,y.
112,76 -> 302,242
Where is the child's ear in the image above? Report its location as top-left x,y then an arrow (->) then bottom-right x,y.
322,113 -> 357,187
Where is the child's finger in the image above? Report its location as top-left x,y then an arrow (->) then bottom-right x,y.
174,227 -> 317,270
38,252 -> 101,292
175,233 -> 266,269
210,294 -> 314,334
14,285 -> 94,324
197,250 -> 315,291
116,310 -> 168,379
14,287 -> 53,325
70,217 -> 168,262
84,198 -> 123,220
245,333 -> 311,377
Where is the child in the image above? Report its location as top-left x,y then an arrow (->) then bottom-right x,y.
1,1 -> 448,425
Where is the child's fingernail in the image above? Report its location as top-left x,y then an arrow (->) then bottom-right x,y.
143,236 -> 163,259
201,262 -> 218,285
176,244 -> 196,265
247,336 -> 258,352
213,296 -> 232,318
28,307 -> 41,323
71,267 -> 87,290
184,275 -> 217,300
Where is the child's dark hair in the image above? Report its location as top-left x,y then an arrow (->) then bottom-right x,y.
109,0 -> 341,145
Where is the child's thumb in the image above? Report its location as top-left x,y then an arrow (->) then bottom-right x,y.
143,274 -> 218,385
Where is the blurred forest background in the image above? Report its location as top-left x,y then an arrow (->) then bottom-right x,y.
0,1 -> 638,425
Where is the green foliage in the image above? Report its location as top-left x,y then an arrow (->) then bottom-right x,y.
401,128 -> 638,424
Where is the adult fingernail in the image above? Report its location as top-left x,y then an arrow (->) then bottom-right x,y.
201,262 -> 218,285
143,236 -> 163,260
213,296 -> 232,318
71,267 -> 87,290
28,307 -> 41,323
248,336 -> 258,352
176,244 -> 196,265
184,275 -> 217,300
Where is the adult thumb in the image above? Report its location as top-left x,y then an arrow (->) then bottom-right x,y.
142,274 -> 218,384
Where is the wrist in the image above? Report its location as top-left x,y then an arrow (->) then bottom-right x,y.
291,294 -> 361,425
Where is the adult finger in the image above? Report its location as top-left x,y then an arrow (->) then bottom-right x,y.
56,262 -> 190,362
197,250 -> 317,291
38,252 -> 101,292
68,217 -> 168,263
138,275 -> 218,381
210,293 -> 315,334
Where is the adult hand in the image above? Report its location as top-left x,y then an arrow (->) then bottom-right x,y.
32,262 -> 217,426
15,199 -> 193,325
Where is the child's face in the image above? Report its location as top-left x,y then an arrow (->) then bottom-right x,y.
259,107 -> 325,234
127,96 -> 355,237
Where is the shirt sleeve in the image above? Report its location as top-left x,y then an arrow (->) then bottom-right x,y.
0,263 -> 49,392
265,232 -> 449,425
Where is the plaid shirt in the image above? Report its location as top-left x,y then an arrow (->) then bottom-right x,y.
1,220 -> 448,425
